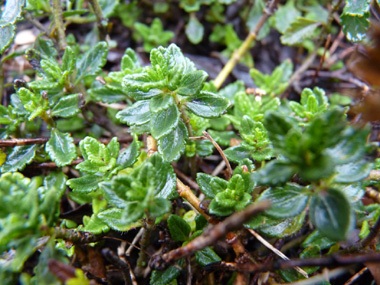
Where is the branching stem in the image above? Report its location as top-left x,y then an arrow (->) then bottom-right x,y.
52,0 -> 67,50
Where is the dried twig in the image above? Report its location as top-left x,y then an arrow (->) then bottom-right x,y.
213,253 -> 380,273
102,248 -> 137,285
149,201 -> 271,270
248,229 -> 308,278
203,131 -> 232,179
213,0 -> 280,89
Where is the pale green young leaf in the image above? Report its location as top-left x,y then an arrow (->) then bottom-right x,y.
281,18 -> 321,46
184,91 -> 229,118
98,208 -> 142,231
274,2 -> 301,34
46,129 -> 76,167
197,173 -> 228,199
121,48 -> 140,70
342,0 -> 370,16
51,94 -> 80,117
150,103 -> 179,139
116,100 -> 151,126
186,16 -> 204,44
1,144 -> 38,172
107,137 -> 120,159
75,41 -> 108,82
41,59 -> 61,80
157,120 -> 188,161
61,46 -> 76,73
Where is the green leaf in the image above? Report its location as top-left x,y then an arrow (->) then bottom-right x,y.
341,14 -> 369,42
46,129 -> 76,167
150,259 -> 183,285
302,230 -> 335,250
343,0 -> 370,16
224,145 -> 253,163
334,160 -> 373,183
116,100 -> 151,126
207,130 -> 239,146
168,214 -> 191,242
1,144 -> 38,172
253,160 -> 296,186
274,2 -> 301,34
40,59 -> 61,80
82,214 -> 109,234
186,16 -> 204,44
67,175 -> 103,193
0,25 -> 16,54
184,91 -> 229,118
310,188 -> 352,241
150,103 -> 180,139
88,85 -> 129,103
176,70 -> 207,96
197,173 -> 228,199
0,0 -> 25,25
157,120 -> 188,162
148,153 -> 176,199
195,247 -> 221,266
98,208 -> 142,231
259,211 -> 306,238
117,139 -> 140,169
51,94 -> 80,117
258,184 -> 310,218
150,93 -> 174,112
246,0 -> 270,40
280,18 -> 321,46
75,41 -> 108,82
149,197 -> 171,217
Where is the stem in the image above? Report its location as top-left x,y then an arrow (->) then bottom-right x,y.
102,248 -> 137,285
361,215 -> 380,248
149,200 -> 270,271
135,219 -> 154,277
52,0 -> 67,50
88,0 -> 107,41
203,131 -> 232,180
213,0 -> 279,89
51,227 -> 103,243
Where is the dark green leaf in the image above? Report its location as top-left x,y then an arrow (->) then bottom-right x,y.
185,16 -> 204,44
150,103 -> 179,139
67,175 -> 103,193
76,41 -> 108,82
88,86 -> 129,103
258,184 -> 310,218
341,14 -> 369,42
98,208 -> 142,231
158,120 -> 188,161
195,247 -> 221,266
117,139 -> 140,169
176,70 -> 207,96
207,130 -> 239,146
51,94 -> 80,117
46,129 -> 76,167
116,100 -> 151,126
168,214 -> 191,242
310,188 -> 352,241
302,230 -> 335,250
1,144 -> 38,172
334,160 -> 373,183
185,91 -> 229,118
253,160 -> 296,186
259,211 -> 306,238
148,197 -> 171,217
149,93 -> 174,112
150,259 -> 183,285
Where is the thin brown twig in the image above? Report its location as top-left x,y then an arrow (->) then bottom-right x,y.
102,248 -> 137,285
174,168 -> 199,191
149,200 -> 271,271
212,253 -> 380,273
344,267 -> 368,285
0,136 -> 133,147
314,34 -> 331,83
203,131 -> 232,180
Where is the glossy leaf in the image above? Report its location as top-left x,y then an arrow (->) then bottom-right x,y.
176,70 -> 207,96
117,100 -> 151,126
197,173 -> 228,199
117,139 -> 140,169
195,247 -> 221,266
67,175 -> 103,193
98,208 -> 142,231
1,144 -> 38,172
46,129 -> 76,167
258,184 -> 310,218
51,94 -> 80,117
259,212 -> 306,238
150,259 -> 183,285
150,103 -> 179,139
184,91 -> 229,118
253,160 -> 296,186
158,120 -> 188,161
75,41 -> 108,82
310,188 -> 352,241
341,14 -> 369,42
0,0 -> 25,25
224,145 -> 252,163
334,160 -> 373,183
168,214 -> 191,242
